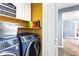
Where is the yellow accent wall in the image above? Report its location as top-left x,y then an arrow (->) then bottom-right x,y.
26,3 -> 42,55
31,3 -> 42,27
31,3 -> 42,55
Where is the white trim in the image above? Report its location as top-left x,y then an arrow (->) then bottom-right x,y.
62,12 -> 64,48
42,3 -> 48,56
75,23 -> 77,38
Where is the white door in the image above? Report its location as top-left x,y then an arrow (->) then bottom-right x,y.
42,3 -> 58,56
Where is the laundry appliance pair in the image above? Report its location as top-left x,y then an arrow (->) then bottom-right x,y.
0,33 -> 40,56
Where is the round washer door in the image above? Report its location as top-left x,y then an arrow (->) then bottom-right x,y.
25,40 -> 38,56
0,51 -> 16,56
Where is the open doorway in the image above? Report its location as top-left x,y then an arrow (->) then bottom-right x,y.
58,5 -> 79,56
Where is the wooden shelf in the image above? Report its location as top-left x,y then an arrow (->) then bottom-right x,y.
26,27 -> 41,29
0,16 -> 28,27
19,26 -> 41,29
0,16 -> 41,30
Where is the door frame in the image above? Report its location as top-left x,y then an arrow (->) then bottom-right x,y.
58,5 -> 79,48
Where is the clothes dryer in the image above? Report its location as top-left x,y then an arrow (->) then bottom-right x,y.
18,33 -> 40,56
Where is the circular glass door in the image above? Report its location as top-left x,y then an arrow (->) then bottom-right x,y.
25,40 -> 38,56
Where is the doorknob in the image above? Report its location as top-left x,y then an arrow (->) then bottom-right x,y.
54,39 -> 58,42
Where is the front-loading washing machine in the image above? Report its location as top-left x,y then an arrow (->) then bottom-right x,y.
17,33 -> 40,56
0,37 -> 20,56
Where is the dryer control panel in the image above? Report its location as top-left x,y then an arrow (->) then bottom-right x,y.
21,35 -> 34,42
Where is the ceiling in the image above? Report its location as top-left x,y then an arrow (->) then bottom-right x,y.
62,10 -> 79,22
